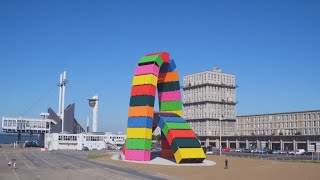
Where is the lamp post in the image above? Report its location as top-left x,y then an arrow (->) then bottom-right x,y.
220,118 -> 222,156
219,105 -> 224,156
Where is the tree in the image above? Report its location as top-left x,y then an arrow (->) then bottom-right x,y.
152,135 -> 161,142
279,132 -> 283,136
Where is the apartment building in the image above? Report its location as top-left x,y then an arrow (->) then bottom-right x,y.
237,110 -> 320,136
183,67 -> 237,136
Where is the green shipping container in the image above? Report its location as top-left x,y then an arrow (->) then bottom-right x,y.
130,95 -> 155,107
138,55 -> 164,67
126,138 -> 152,150
157,81 -> 180,92
170,138 -> 201,153
162,122 -> 191,136
159,101 -> 182,111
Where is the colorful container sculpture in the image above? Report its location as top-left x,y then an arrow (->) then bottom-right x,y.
125,52 -> 206,163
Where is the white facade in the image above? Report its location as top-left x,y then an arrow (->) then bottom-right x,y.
45,132 -> 126,151
183,67 -> 237,136
2,116 -> 56,134
237,110 -> 320,136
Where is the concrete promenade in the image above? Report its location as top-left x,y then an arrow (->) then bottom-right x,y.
0,147 -> 166,180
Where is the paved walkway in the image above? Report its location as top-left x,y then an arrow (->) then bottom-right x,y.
0,148 -> 166,180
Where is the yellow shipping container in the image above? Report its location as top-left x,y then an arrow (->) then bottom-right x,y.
126,128 -> 152,140
162,110 -> 183,117
174,148 -> 206,164
132,74 -> 158,86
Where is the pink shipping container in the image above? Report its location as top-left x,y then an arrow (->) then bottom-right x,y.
134,64 -> 160,77
125,150 -> 151,161
158,91 -> 181,102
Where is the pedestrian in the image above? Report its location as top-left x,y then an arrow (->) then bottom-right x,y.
224,159 -> 228,169
8,161 -> 12,168
12,161 -> 16,170
8,159 -> 16,170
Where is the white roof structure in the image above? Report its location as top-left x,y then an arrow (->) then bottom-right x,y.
2,117 -> 57,134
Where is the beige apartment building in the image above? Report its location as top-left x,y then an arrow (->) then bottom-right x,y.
183,67 -> 237,136
237,110 -> 320,136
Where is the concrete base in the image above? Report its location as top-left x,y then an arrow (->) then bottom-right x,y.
112,153 -> 216,166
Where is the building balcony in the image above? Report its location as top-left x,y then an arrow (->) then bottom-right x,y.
185,118 -> 237,122
183,83 -> 238,90
183,100 -> 238,106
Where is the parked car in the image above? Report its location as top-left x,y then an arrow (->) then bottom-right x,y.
257,149 -> 268,154
272,150 -> 281,154
25,141 -> 39,147
206,150 -> 214,155
243,149 -> 251,153
295,149 -> 306,155
82,147 -> 89,151
288,149 -> 305,155
235,149 -> 242,153
222,148 -> 232,152
280,150 -> 288,154
288,150 -> 296,155
251,149 -> 259,153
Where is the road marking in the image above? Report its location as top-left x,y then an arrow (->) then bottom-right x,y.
16,154 -> 22,159
63,163 -> 80,168
13,169 -> 20,180
4,151 -> 9,161
24,161 -> 32,169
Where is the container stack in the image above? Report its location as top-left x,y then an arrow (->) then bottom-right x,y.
157,114 -> 206,163
125,52 -> 206,163
157,60 -> 182,117
125,53 -> 166,161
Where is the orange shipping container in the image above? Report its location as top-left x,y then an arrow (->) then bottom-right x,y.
128,106 -> 154,118
158,71 -> 179,83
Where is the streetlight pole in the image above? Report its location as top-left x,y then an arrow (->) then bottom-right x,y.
219,104 -> 224,156
219,118 -> 222,156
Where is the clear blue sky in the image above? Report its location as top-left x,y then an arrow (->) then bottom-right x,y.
0,0 -> 319,133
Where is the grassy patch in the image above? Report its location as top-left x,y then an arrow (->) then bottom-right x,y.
88,154 -> 108,160
280,160 -> 320,164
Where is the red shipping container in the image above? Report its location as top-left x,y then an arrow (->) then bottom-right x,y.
122,143 -> 126,155
131,85 -> 156,97
146,52 -> 170,63
161,148 -> 174,158
161,139 -> 171,149
166,130 -> 197,145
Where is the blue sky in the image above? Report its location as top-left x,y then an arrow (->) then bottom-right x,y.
0,0 -> 319,133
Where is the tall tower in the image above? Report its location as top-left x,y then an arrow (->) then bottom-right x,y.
58,71 -> 67,132
88,96 -> 99,132
86,116 -> 90,133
